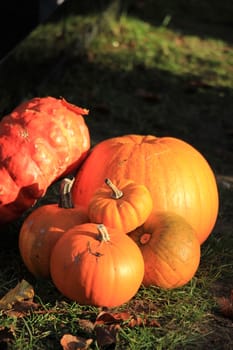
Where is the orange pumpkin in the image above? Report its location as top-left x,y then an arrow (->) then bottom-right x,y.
72,134 -> 219,244
0,96 -> 90,223
129,211 -> 201,289
88,178 -> 153,233
50,223 -> 145,307
18,178 -> 88,279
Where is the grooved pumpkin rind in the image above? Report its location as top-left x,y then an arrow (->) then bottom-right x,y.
50,223 -> 145,307
88,178 -> 153,233
72,134 -> 219,244
0,96 -> 90,223
19,204 -> 88,279
129,211 -> 201,289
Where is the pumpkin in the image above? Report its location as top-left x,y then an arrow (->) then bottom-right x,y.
50,223 -> 145,307
72,134 -> 219,244
129,211 -> 201,289
88,178 -> 153,233
0,96 -> 90,223
18,178 -> 88,279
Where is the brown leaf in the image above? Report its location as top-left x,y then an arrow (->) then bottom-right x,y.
95,324 -> 120,348
0,326 -> 15,348
60,334 -> 93,350
95,310 -> 161,329
135,88 -> 162,103
95,311 -> 131,325
128,316 -> 145,328
217,290 -> 233,320
147,319 -> 161,327
78,319 -> 95,333
0,280 -> 34,311
5,300 -> 40,318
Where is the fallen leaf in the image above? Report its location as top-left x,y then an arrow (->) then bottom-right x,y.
78,318 -> 95,334
95,311 -> 131,325
0,280 -> 34,311
0,326 -> 15,348
128,316 -> 145,328
95,324 -> 120,349
5,300 -> 40,318
135,88 -> 162,103
60,334 -> 93,350
95,310 -> 160,329
217,290 -> 233,320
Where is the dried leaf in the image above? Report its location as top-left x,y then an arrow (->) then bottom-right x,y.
78,319 -> 95,333
128,316 -> 145,328
135,88 -> 161,103
217,290 -> 233,320
0,326 -> 15,348
95,324 -> 120,348
60,334 -> 93,350
95,311 -> 131,325
95,311 -> 160,329
0,280 -> 34,311
5,300 -> 40,318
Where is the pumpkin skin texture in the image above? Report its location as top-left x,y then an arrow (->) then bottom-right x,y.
0,96 -> 90,223
19,179 -> 89,279
129,211 -> 201,289
72,134 -> 219,244
88,178 -> 153,233
50,223 -> 145,307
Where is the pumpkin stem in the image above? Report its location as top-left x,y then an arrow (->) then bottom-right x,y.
140,233 -> 151,245
105,178 -> 123,199
59,177 -> 75,208
97,224 -> 111,242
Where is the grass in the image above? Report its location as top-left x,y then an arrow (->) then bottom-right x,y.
0,0 -> 233,349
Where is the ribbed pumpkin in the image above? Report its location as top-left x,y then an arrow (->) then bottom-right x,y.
72,134 -> 219,244
88,178 -> 153,233
50,223 -> 145,307
0,96 -> 90,223
19,178 -> 88,279
129,211 -> 201,289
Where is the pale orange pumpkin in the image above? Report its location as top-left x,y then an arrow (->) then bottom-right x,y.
50,223 -> 145,307
72,134 -> 219,244
129,211 -> 201,289
18,178 -> 88,279
88,178 -> 153,233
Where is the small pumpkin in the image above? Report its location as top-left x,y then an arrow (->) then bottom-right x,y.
50,223 -> 145,307
0,96 -> 90,223
18,178 -> 88,279
129,211 -> 201,289
88,178 -> 153,233
72,134 -> 219,244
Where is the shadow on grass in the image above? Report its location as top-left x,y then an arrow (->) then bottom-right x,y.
0,40 -> 232,175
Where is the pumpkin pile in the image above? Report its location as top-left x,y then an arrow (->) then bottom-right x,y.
0,96 -> 219,307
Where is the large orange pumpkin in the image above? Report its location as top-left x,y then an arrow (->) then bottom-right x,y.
129,211 -> 201,289
0,96 -> 90,223
19,178 -> 88,279
88,178 -> 153,233
72,134 -> 219,244
50,223 -> 145,307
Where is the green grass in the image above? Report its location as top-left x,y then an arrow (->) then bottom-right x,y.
0,1 -> 233,349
